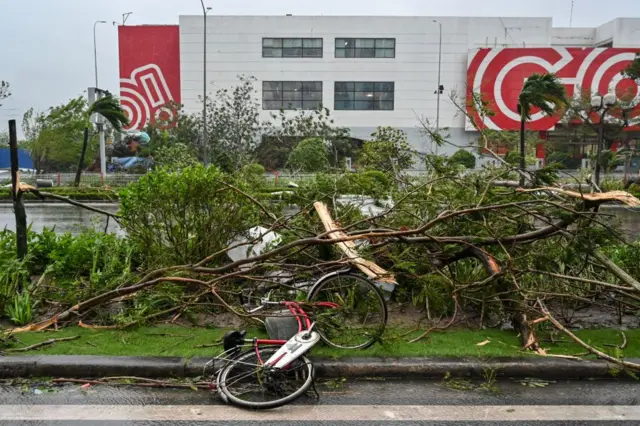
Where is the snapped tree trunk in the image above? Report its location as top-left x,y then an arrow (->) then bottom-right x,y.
519,118 -> 526,187
74,127 -> 90,187
9,120 -> 27,291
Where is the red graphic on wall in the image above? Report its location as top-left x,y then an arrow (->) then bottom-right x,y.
466,48 -> 640,131
118,25 -> 181,130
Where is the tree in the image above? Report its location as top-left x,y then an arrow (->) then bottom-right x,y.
75,94 -> 129,186
0,81 -> 10,107
261,106 -> 351,169
517,73 -> 569,185
360,126 -> 415,174
448,149 -> 476,169
204,75 -> 262,172
22,98 -> 88,173
0,132 -> 8,147
623,54 -> 640,82
153,142 -> 199,170
286,138 -> 330,172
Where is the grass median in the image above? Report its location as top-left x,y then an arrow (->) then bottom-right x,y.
3,325 -> 638,359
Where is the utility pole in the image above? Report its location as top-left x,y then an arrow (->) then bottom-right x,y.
433,20 -> 443,155
201,1 -> 212,165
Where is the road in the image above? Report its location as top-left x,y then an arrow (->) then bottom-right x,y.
1,378 -> 639,425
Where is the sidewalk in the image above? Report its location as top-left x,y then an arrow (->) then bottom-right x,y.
1,355 -> 636,380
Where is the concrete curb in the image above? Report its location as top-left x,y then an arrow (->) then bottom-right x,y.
1,355 -> 637,380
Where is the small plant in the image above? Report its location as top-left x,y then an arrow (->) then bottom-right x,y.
5,292 -> 33,326
480,367 -> 500,393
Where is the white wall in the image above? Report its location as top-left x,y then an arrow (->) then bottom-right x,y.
551,28 -> 595,46
178,15 -> 639,156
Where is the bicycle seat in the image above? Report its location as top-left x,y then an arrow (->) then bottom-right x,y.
223,330 -> 246,353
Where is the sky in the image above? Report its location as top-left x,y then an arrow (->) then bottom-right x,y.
1,0 -> 640,134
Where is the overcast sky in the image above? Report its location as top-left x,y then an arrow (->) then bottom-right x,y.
1,0 -> 639,133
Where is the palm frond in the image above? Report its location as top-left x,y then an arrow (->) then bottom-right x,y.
518,73 -> 569,122
88,95 -> 130,131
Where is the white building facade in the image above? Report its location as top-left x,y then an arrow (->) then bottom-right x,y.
118,16 -> 640,159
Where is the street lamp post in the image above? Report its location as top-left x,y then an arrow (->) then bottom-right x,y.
93,20 -> 107,179
93,21 -> 107,88
433,20 -> 442,155
200,1 -> 212,166
590,93 -> 617,186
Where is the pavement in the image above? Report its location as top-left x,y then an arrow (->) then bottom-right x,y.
1,377 -> 639,425
1,355 -> 638,380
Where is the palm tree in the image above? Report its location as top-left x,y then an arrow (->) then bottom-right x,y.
517,73 -> 569,186
75,95 -> 130,186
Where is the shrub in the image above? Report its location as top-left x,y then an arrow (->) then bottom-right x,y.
287,138 -> 330,172
360,127 -> 415,172
119,164 -> 264,266
448,149 -> 476,169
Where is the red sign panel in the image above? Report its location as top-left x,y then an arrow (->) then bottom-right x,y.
466,48 -> 640,131
118,25 -> 181,130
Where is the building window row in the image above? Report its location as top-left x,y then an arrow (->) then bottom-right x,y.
335,38 -> 396,58
262,38 -> 396,58
262,81 -> 394,111
262,38 -> 323,58
334,82 -> 395,110
262,81 -> 323,110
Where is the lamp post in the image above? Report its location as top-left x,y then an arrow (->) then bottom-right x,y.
433,20 -> 442,155
200,1 -> 212,166
590,93 -> 617,185
93,20 -> 107,88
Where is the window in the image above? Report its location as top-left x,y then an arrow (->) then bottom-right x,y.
262,38 -> 323,58
335,38 -> 395,58
262,81 -> 323,110
334,82 -> 394,111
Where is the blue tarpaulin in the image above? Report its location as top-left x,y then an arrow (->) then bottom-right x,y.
0,148 -> 34,170
111,156 -> 150,169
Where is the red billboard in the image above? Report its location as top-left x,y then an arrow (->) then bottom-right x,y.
118,25 -> 181,130
466,48 -> 640,131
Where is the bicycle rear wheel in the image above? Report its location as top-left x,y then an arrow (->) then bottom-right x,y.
307,272 -> 387,350
217,346 -> 314,410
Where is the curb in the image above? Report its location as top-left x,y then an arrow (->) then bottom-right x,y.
1,355 -> 636,380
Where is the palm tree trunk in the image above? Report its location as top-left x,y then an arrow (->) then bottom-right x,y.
519,118 -> 526,187
74,127 -> 90,187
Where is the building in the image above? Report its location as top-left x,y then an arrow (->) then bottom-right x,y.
117,15 -> 640,165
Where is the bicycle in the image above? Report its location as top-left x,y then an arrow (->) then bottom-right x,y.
207,269 -> 388,409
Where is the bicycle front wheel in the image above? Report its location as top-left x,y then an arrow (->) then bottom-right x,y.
217,346 -> 315,410
307,272 -> 388,350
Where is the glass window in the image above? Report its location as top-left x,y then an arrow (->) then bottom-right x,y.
335,38 -> 395,58
303,39 -> 322,48
263,38 -> 282,48
376,39 -> 395,48
262,38 -> 323,58
263,81 -> 323,110
334,82 -> 394,110
283,39 -> 302,48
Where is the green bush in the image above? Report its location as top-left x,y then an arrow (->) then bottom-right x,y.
448,149 -> 476,169
287,138 -> 330,172
119,164 -> 265,266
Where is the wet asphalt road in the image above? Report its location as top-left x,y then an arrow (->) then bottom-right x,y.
1,378 -> 639,425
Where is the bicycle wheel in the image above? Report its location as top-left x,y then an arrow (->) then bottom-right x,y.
307,272 -> 387,350
217,346 -> 315,410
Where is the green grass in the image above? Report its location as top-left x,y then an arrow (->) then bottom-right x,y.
3,325 -> 639,359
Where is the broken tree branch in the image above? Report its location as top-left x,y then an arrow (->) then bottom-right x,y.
538,299 -> 640,371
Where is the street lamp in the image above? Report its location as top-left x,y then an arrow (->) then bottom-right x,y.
200,1 -> 212,166
93,21 -> 107,88
590,93 -> 617,185
433,20 -> 443,155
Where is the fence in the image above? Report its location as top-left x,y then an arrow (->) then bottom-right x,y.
20,172 -> 145,187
